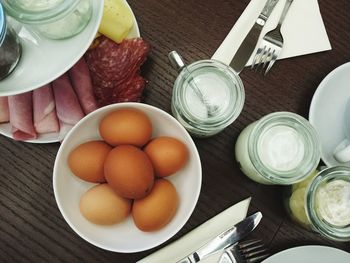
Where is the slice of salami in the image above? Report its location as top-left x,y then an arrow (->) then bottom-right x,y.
85,36 -> 150,106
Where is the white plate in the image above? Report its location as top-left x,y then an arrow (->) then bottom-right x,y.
0,1 -> 140,143
262,245 -> 350,263
53,103 -> 202,252
309,62 -> 350,167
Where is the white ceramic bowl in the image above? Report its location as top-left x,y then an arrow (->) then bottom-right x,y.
53,103 -> 202,252
309,62 -> 350,167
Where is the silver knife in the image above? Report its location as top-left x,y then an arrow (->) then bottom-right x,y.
176,212 -> 262,263
229,0 -> 279,73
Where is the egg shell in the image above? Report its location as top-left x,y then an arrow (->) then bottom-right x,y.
104,145 -> 154,199
99,108 -> 152,147
79,184 -> 132,225
68,140 -> 112,183
132,179 -> 179,232
144,136 -> 189,177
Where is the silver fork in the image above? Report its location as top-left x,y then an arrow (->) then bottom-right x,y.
219,239 -> 269,263
251,0 -> 294,75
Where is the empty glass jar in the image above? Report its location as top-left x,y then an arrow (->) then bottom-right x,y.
1,0 -> 92,39
0,2 -> 21,80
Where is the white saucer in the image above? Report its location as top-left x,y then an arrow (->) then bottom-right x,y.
0,1 -> 140,143
309,62 -> 350,167
262,245 -> 350,263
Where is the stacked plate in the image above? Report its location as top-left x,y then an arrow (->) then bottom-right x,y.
0,0 -> 140,143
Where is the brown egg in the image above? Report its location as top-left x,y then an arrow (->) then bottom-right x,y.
132,179 -> 179,232
99,108 -> 152,147
68,141 -> 112,183
144,136 -> 189,177
104,145 -> 154,199
79,184 -> 132,225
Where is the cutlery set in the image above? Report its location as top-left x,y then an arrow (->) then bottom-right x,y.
177,212 -> 266,263
231,0 -> 294,75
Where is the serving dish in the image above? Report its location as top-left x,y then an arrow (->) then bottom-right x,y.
0,0 -> 140,143
309,62 -> 350,167
53,102 -> 202,252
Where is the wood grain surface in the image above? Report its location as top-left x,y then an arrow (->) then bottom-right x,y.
1,0 -> 350,262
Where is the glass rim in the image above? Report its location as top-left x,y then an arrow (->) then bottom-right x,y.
173,59 -> 245,130
0,3 -> 5,43
248,112 -> 321,184
306,166 -> 350,241
1,0 -> 81,24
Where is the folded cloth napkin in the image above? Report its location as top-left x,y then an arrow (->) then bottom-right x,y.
212,0 -> 331,66
137,197 -> 251,263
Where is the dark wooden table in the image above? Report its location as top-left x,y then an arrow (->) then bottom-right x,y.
1,0 -> 350,262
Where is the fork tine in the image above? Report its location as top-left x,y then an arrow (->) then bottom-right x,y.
251,47 -> 263,70
246,253 -> 270,263
239,239 -> 261,248
262,48 -> 273,73
254,46 -> 266,72
256,47 -> 269,73
264,51 -> 277,75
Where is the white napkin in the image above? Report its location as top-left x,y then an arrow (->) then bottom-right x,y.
137,197 -> 251,263
212,0 -> 331,66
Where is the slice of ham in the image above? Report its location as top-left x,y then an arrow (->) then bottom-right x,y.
52,73 -> 85,140
8,92 -> 37,141
68,57 -> 98,115
0,96 -> 9,123
33,84 -> 60,134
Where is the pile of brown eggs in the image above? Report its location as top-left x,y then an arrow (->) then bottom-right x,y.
67,108 -> 189,232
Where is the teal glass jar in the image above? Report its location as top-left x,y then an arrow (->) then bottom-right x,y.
0,2 -> 21,80
285,166 -> 350,242
171,58 -> 245,137
1,0 -> 92,39
235,112 -> 320,185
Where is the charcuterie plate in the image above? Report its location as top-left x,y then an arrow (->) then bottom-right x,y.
0,0 -> 140,144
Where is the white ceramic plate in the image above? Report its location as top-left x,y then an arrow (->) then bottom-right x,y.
53,103 -> 202,252
262,245 -> 350,263
309,62 -> 350,167
0,1 -> 140,143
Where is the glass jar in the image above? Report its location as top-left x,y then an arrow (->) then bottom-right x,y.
171,59 -> 245,137
1,0 -> 92,39
235,112 -> 320,185
285,166 -> 350,242
0,3 -> 21,80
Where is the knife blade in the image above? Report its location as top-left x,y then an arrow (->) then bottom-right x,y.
229,0 -> 279,73
176,211 -> 262,263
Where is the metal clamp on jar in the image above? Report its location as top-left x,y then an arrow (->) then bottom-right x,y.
285,166 -> 350,242
0,3 -> 21,81
169,51 -> 245,137
1,0 -> 92,40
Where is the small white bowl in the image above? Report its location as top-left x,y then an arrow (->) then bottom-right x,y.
53,103 -> 202,252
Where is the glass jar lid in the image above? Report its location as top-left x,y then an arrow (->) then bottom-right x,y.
0,3 -> 5,44
307,166 -> 350,241
175,59 -> 245,130
1,0 -> 79,24
248,112 -> 320,184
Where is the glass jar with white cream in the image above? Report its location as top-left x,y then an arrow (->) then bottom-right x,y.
1,0 -> 92,39
286,166 -> 350,241
235,112 -> 320,185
